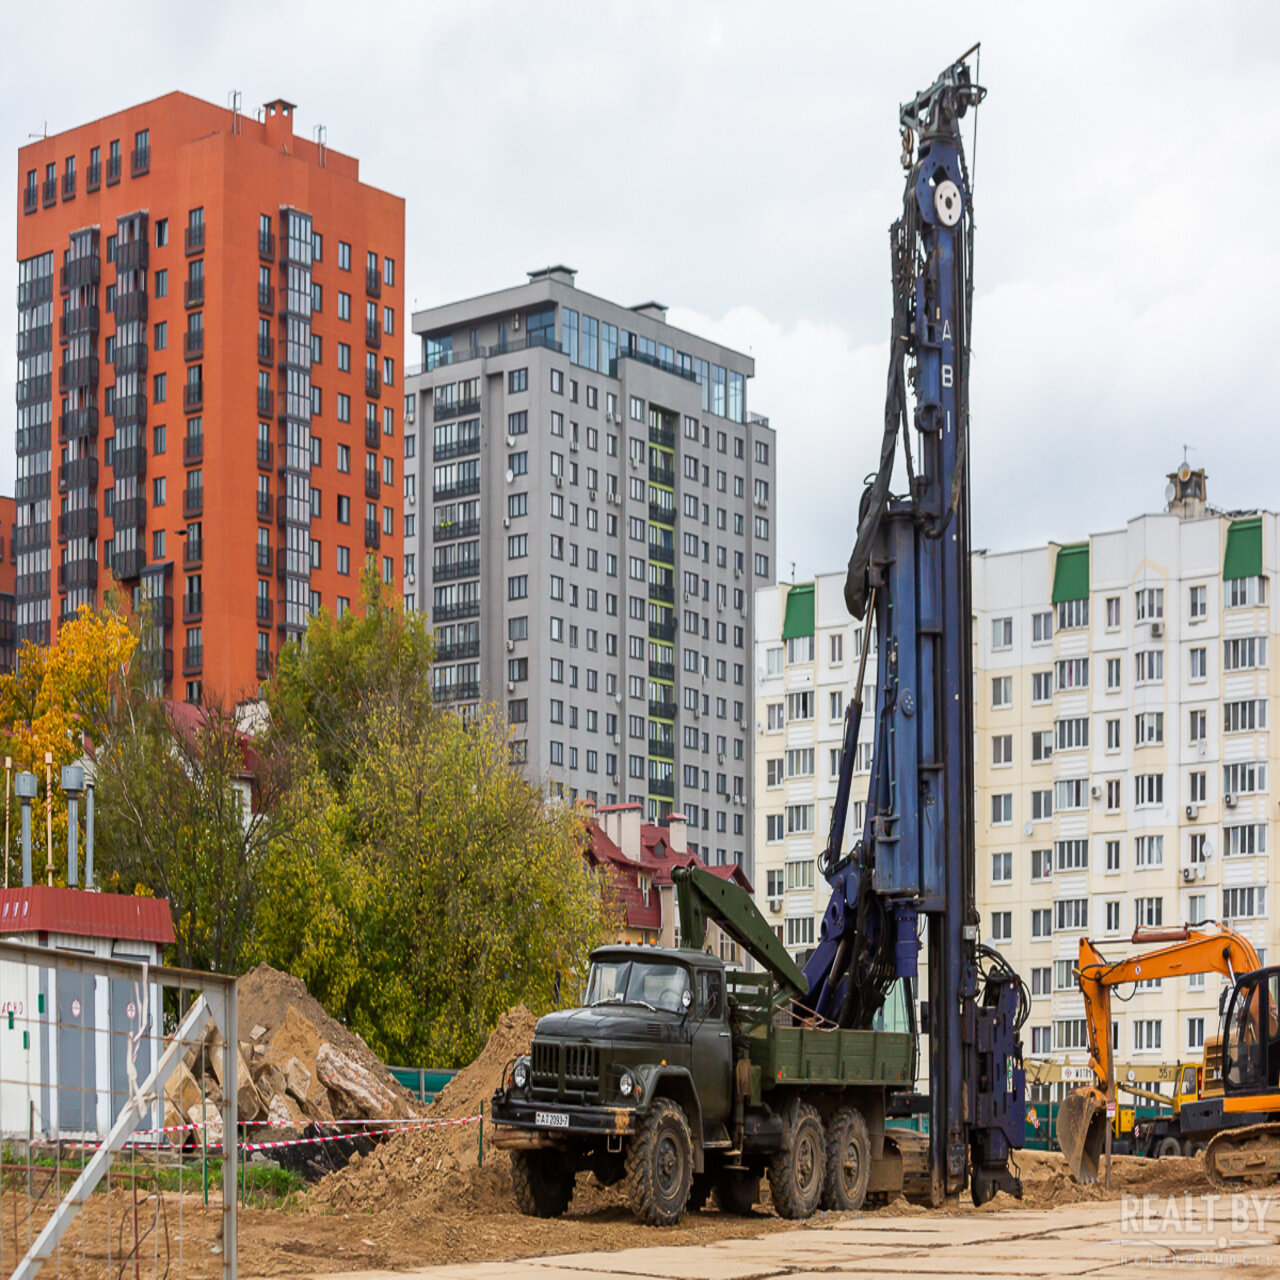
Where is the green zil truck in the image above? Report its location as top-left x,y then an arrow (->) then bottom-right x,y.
490,866 -> 919,1225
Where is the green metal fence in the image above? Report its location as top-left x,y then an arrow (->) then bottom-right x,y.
389,1066 -> 459,1104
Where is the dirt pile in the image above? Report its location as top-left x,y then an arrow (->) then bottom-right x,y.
1010,1148 -> 1206,1210
163,964 -> 420,1141
311,1004 -> 550,1213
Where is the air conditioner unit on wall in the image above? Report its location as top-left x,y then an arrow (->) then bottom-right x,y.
1225,793 -> 1238,808
1186,803 -> 1199,820
768,898 -> 782,913
1151,621 -> 1164,637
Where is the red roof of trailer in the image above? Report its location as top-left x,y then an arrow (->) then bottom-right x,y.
0,887 -> 174,945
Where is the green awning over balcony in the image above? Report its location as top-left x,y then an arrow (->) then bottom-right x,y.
781,583 -> 815,639
1223,516 -> 1263,581
1051,544 -> 1089,604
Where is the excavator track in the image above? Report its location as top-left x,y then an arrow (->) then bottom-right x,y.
1205,1124 -> 1280,1188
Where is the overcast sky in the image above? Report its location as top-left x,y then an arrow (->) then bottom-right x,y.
3,1 -> 1277,583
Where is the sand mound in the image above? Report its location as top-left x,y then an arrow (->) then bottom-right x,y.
312,1004 -> 544,1213
1008,1148 -> 1206,1209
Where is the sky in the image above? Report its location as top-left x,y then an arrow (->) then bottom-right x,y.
2,0 -> 1277,583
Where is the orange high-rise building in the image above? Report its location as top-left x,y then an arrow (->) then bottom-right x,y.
15,92 -> 404,700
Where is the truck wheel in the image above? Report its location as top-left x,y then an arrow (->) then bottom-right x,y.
510,1149 -> 574,1218
768,1102 -> 826,1219
714,1169 -> 760,1215
1156,1137 -> 1182,1159
626,1098 -> 694,1226
823,1108 -> 871,1211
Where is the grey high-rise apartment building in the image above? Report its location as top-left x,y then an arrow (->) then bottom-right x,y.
403,267 -> 777,869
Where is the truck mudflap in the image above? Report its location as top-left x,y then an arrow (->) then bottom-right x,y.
489,1092 -> 638,1145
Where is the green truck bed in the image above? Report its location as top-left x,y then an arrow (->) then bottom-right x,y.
754,1025 -> 916,1088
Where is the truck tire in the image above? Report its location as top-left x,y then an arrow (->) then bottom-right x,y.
714,1169 -> 760,1215
1156,1137 -> 1182,1159
823,1108 -> 871,1211
768,1102 -> 826,1219
510,1149 -> 574,1218
626,1098 -> 694,1226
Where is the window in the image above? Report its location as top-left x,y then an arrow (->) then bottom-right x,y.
1188,1017 -> 1205,1052
1223,760 -> 1266,796
1134,773 -> 1164,807
1189,584 -> 1207,620
1135,896 -> 1163,929
1031,909 -> 1051,939
786,859 -> 814,891
1055,840 -> 1088,872
1056,658 -> 1088,690
1134,712 -> 1164,746
1031,849 -> 1053,881
1105,839 -> 1121,873
785,917 -> 815,950
1054,898 -> 1088,931
991,676 -> 1012,708
1030,730 -> 1052,763
785,748 -> 814,778
1224,824 -> 1266,857
1224,636 -> 1267,671
1031,789 -> 1052,821
152,476 -> 166,506
786,691 -> 813,722
1134,1021 -> 1162,1052
992,734 -> 1012,766
1135,835 -> 1164,868
338,292 -> 351,321
991,852 -> 1012,883
992,617 -> 1012,650
1105,901 -> 1122,934
766,815 -> 784,843
1105,778 -> 1121,811
1190,771 -> 1207,803
990,912 -> 1012,943
1055,717 -> 1089,751
1189,708 -> 1207,744
1134,587 -> 1164,621
785,804 -> 814,835
830,633 -> 843,664
1190,647 -> 1207,680
1106,718 -> 1121,751
155,269 -> 167,298
1223,886 -> 1266,919
1057,598 -> 1088,630
1105,596 -> 1121,629
1054,779 -> 1088,811
1135,649 -> 1164,684
1054,1019 -> 1088,1050
990,793 -> 1012,825
1031,671 -> 1053,703
1031,610 -> 1052,643
1226,576 -> 1266,608
1105,656 -> 1121,691
1224,699 -> 1267,733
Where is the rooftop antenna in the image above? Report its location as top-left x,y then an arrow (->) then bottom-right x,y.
28,124 -> 47,140
313,123 -> 327,169
228,89 -> 243,136
790,561 -> 796,583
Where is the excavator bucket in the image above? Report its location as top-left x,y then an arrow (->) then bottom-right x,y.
1058,1086 -> 1107,1183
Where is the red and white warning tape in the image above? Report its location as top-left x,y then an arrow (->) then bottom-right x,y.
240,1114 -> 480,1154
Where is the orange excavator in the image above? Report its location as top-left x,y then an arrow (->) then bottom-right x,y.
1058,924 -> 1261,1183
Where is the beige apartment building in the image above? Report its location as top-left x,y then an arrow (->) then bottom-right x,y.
755,470 -> 1278,1089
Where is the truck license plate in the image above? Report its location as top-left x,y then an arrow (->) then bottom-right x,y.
535,1110 -> 569,1129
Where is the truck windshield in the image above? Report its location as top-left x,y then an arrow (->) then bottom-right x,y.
587,959 -> 690,1013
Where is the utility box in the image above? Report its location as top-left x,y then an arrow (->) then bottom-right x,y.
0,886 -> 174,1139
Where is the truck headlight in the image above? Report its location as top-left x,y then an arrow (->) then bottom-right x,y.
513,1059 -> 529,1090
619,1071 -> 635,1097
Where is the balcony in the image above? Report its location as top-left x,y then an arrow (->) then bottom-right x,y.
432,477 -> 481,503
365,419 -> 380,449
60,305 -> 99,343
183,537 -> 203,568
648,776 -> 675,799
256,596 -> 273,624
648,619 -> 676,643
113,342 -> 147,375
432,434 -> 481,462
17,275 -> 53,308
106,153 -> 121,185
432,600 -> 480,623
86,161 -> 100,192
257,387 -> 274,416
258,283 -> 275,313
58,455 -> 98,492
17,423 -> 51,456
648,660 -> 675,683
116,238 -> 148,274
435,640 -> 481,663
257,440 -> 273,469
23,187 -> 36,214
61,171 -> 75,201
648,700 -> 677,721
182,591 -> 203,621
183,382 -> 204,412
433,395 -> 481,423
364,472 -> 381,499
114,290 -> 147,325
182,644 -> 203,675
256,544 -> 273,573
649,543 -> 674,566
365,370 -> 382,398
61,256 -> 100,292
257,492 -> 271,521
432,518 -> 481,543
141,647 -> 174,684
184,432 -> 203,464
366,268 -> 382,297
18,324 -> 52,358
648,461 -> 675,488
276,555 -> 288,582
256,649 -> 273,678
113,497 -> 146,530
58,355 -> 99,391
14,473 -> 50,503
183,485 -> 203,517
454,682 -> 480,703
184,278 -> 204,308
258,228 -> 275,260
58,559 -> 98,592
184,330 -> 204,360
257,334 -> 274,365
113,445 -> 146,480
648,581 -> 675,605
17,374 -> 52,406
42,178 -> 56,208
434,559 -> 480,583
57,508 -> 98,541
185,223 -> 205,255
366,319 -> 382,349
649,738 -> 675,761
112,393 -> 147,429
649,422 -> 675,450
131,145 -> 150,177
365,520 -> 381,549
276,495 -> 289,528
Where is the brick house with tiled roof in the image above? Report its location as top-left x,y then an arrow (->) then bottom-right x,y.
584,803 -> 752,963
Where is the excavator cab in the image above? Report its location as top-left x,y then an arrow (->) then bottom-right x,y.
1222,969 -> 1280,1095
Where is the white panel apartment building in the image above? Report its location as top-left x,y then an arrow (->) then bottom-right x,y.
755,472 -> 1279,1083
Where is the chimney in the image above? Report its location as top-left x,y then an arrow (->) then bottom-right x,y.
263,98 -> 297,151
618,804 -> 643,861
664,813 -> 688,855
